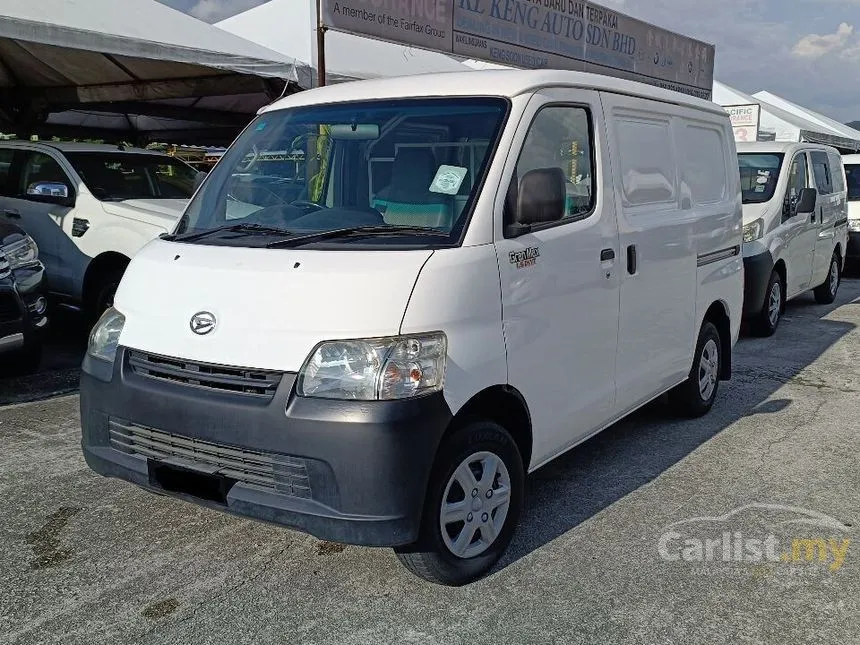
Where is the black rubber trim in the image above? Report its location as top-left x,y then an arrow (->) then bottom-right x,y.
80,346 -> 452,546
698,244 -> 741,268
742,250 -> 775,318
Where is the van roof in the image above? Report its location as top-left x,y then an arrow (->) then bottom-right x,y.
842,154 -> 860,163
735,141 -> 839,155
262,69 -> 727,117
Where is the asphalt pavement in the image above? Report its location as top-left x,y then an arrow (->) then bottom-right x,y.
1,281 -> 859,644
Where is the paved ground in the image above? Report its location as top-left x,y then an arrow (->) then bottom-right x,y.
1,281 -> 859,645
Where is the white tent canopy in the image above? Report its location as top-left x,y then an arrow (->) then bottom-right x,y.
752,91 -> 860,147
216,0 -> 467,88
713,81 -> 860,152
0,0 -> 300,143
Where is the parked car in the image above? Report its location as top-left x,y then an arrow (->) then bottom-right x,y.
738,142 -> 849,336
0,142 -> 200,320
0,220 -> 48,373
80,70 -> 743,586
841,153 -> 860,264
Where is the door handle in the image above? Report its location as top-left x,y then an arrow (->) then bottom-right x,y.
627,245 -> 638,275
600,248 -> 615,262
2,209 -> 20,219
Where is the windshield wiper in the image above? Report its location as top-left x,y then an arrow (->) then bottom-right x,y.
265,224 -> 450,248
169,223 -> 293,242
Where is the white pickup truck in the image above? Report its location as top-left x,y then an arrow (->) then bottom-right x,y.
0,142 -> 199,318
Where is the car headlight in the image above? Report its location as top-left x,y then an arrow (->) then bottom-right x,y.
88,307 -> 125,364
2,235 -> 38,268
298,332 -> 447,401
849,219 -> 860,232
743,219 -> 764,243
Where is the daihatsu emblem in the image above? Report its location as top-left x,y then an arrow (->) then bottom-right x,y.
190,311 -> 216,335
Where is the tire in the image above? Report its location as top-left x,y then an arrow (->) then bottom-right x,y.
751,270 -> 783,337
813,251 -> 840,305
394,419 -> 524,586
87,266 -> 126,325
669,322 -> 721,419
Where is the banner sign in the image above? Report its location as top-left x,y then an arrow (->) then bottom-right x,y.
321,0 -> 715,99
725,104 -> 761,142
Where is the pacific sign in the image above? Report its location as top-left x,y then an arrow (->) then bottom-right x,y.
321,0 -> 715,99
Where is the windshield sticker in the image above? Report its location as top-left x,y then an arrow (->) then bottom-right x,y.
429,165 -> 468,195
255,121 -> 268,131
756,176 -> 769,184
510,247 -> 540,269
754,185 -> 766,192
758,169 -> 771,176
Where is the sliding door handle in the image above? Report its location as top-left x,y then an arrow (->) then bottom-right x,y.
627,245 -> 638,275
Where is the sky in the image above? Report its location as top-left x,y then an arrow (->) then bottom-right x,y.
155,0 -> 860,123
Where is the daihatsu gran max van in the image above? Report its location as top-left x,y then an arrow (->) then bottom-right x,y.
737,142 -> 848,336
81,70 -> 744,586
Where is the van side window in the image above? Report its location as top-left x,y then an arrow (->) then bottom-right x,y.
18,152 -> 73,199
682,125 -> 726,204
514,106 -> 595,222
828,153 -> 845,193
810,151 -> 833,195
615,117 -> 676,206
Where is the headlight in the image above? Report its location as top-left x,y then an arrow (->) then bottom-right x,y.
2,236 -> 38,268
849,219 -> 860,232
743,219 -> 764,243
298,332 -> 447,401
88,307 -> 125,364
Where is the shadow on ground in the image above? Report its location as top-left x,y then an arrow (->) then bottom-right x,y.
496,277 -> 859,571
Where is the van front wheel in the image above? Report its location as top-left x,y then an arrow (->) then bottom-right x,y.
751,270 -> 783,337
670,322 -> 721,418
394,420 -> 524,586
813,251 -> 840,305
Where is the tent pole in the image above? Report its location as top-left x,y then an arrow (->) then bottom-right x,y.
316,0 -> 326,87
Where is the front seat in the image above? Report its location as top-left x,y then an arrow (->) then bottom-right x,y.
380,148 -> 452,229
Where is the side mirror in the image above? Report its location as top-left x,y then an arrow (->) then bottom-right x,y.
26,181 -> 74,207
796,187 -> 817,214
506,167 -> 566,237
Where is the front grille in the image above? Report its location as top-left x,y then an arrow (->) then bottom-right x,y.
0,253 -> 10,280
128,350 -> 283,398
0,294 -> 21,323
109,421 -> 312,498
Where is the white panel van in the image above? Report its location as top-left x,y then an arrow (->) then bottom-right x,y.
80,70 -> 743,586
737,142 -> 849,336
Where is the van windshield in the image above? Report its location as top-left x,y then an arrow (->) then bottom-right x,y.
175,98 -> 508,248
65,152 -> 198,201
845,164 -> 860,201
738,153 -> 784,204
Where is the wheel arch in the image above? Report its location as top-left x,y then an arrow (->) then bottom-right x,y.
447,385 -> 533,471
773,258 -> 787,312
702,300 -> 732,380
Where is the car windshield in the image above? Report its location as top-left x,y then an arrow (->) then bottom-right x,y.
845,164 -> 860,201
174,97 -> 508,248
738,153 -> 784,204
65,152 -> 198,201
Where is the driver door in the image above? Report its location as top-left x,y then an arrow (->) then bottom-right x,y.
784,152 -> 816,296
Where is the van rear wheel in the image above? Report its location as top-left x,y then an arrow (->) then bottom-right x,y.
813,251 -> 840,305
670,322 -> 721,418
751,270 -> 783,337
394,419 -> 524,586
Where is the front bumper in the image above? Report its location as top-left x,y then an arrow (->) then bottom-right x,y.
742,250 -> 775,318
80,347 -> 452,546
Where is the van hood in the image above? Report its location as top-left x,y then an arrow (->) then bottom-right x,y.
114,239 -> 433,371
741,201 -> 772,225
101,198 -> 187,229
